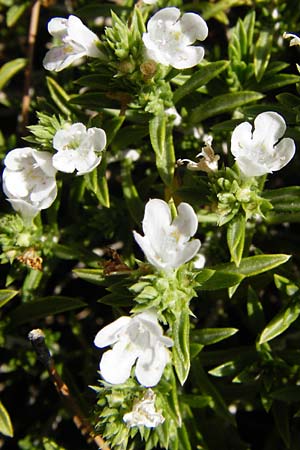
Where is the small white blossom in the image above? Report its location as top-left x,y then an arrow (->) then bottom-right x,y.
43,15 -> 103,72
94,309 -> 173,387
133,199 -> 201,271
193,253 -> 206,269
177,141 -> 219,174
231,111 -> 295,177
52,122 -> 106,175
142,0 -> 157,4
123,389 -> 165,428
2,147 -> 57,220
283,31 -> 300,46
142,7 -> 208,69
165,107 -> 182,126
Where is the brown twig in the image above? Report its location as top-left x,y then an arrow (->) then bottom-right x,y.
20,0 -> 41,135
28,329 -> 110,450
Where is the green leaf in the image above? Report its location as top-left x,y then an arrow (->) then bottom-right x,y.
227,214 -> 246,266
254,74 -> 300,92
0,58 -> 26,90
270,386 -> 300,402
121,159 -> 144,225
0,401 -> 13,437
189,91 -> 264,124
263,187 -> 300,220
259,297 -> 300,344
254,30 -> 273,82
216,254 -> 291,277
192,328 -> 238,346
208,360 -> 241,377
10,296 -> 87,326
43,437 -> 66,450
192,361 -> 235,425
247,286 -> 265,334
196,270 -> 244,291
46,77 -> 74,116
103,115 -> 125,146
272,402 -> 290,449
0,289 -> 18,308
173,60 -> 229,103
85,161 -> 110,208
149,114 -> 175,186
172,308 -> 190,385
6,3 -> 29,27
73,268 -> 106,285
181,394 -> 212,409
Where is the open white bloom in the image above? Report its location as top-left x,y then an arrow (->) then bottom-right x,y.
142,7 -> 208,69
133,199 -> 201,271
94,309 -> 173,387
43,15 -> 103,72
231,111 -> 296,177
283,31 -> 300,46
123,389 -> 165,428
165,107 -> 182,126
52,122 -> 106,175
2,147 -> 57,220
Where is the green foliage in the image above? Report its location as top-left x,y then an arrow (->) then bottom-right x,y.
1,0 -> 300,449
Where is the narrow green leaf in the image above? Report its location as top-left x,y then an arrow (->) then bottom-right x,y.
10,296 -> 87,326
149,115 -> 175,186
192,362 -> 235,425
190,91 -> 264,124
172,308 -> 190,385
208,360 -> 241,377
46,77 -> 73,116
257,74 -> 300,92
85,161 -> 110,208
270,386 -> 300,402
259,297 -> 300,344
227,214 -> 246,266
196,270 -> 244,291
216,254 -> 290,277
181,394 -> 212,408
192,328 -> 238,346
121,159 -> 144,225
0,58 -> 26,90
43,437 -> 66,450
173,60 -> 229,103
254,30 -> 273,82
0,401 -> 13,437
6,3 -> 29,27
74,268 -> 106,285
0,289 -> 18,308
247,286 -> 265,334
272,402 -> 290,448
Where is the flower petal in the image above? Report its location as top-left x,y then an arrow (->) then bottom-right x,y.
180,12 -> 208,44
7,198 -> 39,219
43,47 -> 85,72
173,202 -> 199,238
52,150 -> 77,173
166,45 -> 205,69
253,111 -> 286,146
271,138 -> 296,171
173,239 -> 201,268
230,121 -> 253,158
142,198 -> 171,246
86,127 -> 107,152
100,341 -> 138,384
94,316 -> 131,348
67,15 -> 101,57
135,344 -> 170,387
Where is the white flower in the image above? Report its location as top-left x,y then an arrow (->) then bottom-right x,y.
142,7 -> 208,69
142,0 -> 157,4
193,253 -> 206,269
133,199 -> 201,271
123,389 -> 165,428
2,147 -> 57,220
43,15 -> 103,72
230,111 -> 295,177
165,107 -> 182,126
94,309 -> 173,387
177,141 -> 219,174
283,31 -> 300,46
52,122 -> 106,175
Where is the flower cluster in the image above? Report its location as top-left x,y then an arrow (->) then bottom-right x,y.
2,123 -> 106,220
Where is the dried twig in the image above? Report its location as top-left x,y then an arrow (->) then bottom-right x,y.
28,329 -> 110,450
20,0 -> 41,134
